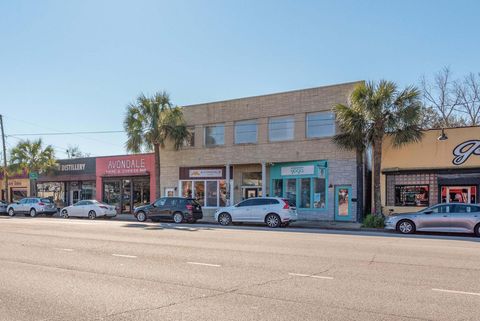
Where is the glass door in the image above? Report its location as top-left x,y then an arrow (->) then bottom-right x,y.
335,186 -> 352,221
122,179 -> 132,213
103,181 -> 121,210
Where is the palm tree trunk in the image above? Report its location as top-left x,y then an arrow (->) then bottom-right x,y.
356,149 -> 364,222
154,143 -> 161,199
373,137 -> 383,216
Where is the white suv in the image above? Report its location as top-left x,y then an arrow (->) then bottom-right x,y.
215,197 -> 297,228
7,197 -> 57,217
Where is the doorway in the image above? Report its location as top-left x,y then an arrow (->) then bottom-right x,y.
244,187 -> 260,199
441,186 -> 477,204
70,190 -> 80,205
335,186 -> 352,221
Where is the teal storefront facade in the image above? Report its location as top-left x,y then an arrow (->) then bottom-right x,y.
270,160 -> 329,213
270,160 -> 356,221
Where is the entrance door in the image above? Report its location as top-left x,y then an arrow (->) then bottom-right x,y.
70,190 -> 80,205
122,179 -> 132,213
244,188 -> 258,199
335,186 -> 352,221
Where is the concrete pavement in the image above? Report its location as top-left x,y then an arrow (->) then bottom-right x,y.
0,216 -> 479,320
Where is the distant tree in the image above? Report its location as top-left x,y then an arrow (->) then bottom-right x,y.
9,139 -> 56,196
124,92 -> 190,199
66,145 -> 89,158
419,105 -> 466,129
456,72 -> 480,125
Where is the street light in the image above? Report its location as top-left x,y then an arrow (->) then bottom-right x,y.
437,128 -> 448,141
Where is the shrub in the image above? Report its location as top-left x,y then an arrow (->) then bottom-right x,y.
362,214 -> 385,228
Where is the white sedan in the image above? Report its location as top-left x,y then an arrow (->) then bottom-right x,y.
61,200 -> 117,219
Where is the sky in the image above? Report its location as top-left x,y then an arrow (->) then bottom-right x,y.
0,0 -> 479,159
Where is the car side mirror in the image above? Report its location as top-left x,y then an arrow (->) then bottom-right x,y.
16,202 -> 19,205
424,210 -> 433,214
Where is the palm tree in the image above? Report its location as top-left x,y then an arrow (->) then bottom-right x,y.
334,81 -> 424,216
124,92 -> 190,199
9,138 -> 56,196
333,104 -> 368,221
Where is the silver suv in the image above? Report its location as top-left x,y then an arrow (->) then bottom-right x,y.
7,197 -> 57,217
385,203 -> 480,236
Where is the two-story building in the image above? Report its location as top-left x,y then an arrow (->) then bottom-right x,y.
160,81 -> 363,222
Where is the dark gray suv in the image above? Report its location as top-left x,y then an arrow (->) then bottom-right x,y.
134,197 -> 203,223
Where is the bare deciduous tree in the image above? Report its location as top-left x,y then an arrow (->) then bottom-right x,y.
456,72 -> 480,125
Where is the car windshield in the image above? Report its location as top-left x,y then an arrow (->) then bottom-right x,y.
41,198 -> 52,203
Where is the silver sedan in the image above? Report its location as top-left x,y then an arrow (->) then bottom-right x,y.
385,203 -> 480,236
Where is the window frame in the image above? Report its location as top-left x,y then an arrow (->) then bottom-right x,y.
306,111 -> 336,138
234,119 -> 258,144
268,115 -> 295,142
204,124 -> 225,147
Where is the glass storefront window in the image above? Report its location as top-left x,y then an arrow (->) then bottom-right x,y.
242,172 -> 262,186
103,181 -> 121,208
37,182 -> 66,207
286,179 -> 296,207
300,178 -> 311,208
181,181 -> 193,198
133,179 -> 150,208
206,181 -> 218,207
194,181 -> 205,206
395,185 -> 429,206
219,180 -> 227,207
313,177 -> 326,209
441,186 -> 476,204
272,179 -> 283,197
80,182 -> 96,200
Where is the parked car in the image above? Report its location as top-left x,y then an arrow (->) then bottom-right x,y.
134,197 -> 203,223
0,200 -> 7,215
215,197 -> 297,228
385,203 -> 480,236
61,200 -> 117,219
7,197 -> 57,217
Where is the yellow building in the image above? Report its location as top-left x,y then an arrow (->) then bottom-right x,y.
381,126 -> 480,214
0,174 -> 30,202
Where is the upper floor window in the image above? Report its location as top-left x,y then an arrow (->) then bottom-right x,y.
183,127 -> 195,147
235,120 -> 257,144
205,124 -> 225,146
269,116 -> 294,142
306,112 -> 335,138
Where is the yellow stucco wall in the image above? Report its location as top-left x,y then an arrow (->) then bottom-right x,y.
381,126 -> 480,213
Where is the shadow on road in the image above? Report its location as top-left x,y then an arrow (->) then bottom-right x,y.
122,222 -> 213,232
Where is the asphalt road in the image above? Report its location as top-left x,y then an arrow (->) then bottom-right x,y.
0,216 -> 479,321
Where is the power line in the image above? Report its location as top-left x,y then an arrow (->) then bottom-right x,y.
7,130 -> 125,136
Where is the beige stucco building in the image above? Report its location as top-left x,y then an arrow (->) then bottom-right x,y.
381,126 -> 480,214
159,81 -> 363,221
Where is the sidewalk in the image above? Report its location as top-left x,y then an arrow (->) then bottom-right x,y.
111,214 -> 377,231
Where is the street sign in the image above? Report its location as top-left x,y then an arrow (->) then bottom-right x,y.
29,172 -> 38,180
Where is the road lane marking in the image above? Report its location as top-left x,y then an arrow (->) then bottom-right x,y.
112,254 -> 137,258
289,273 -> 334,280
187,262 -> 221,267
432,288 -> 480,297
54,248 -> 74,252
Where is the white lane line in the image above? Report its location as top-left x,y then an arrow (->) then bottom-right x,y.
432,288 -> 480,297
289,273 -> 334,280
54,248 -> 74,252
112,254 -> 137,258
187,261 -> 221,267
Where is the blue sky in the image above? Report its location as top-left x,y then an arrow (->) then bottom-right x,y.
0,0 -> 479,158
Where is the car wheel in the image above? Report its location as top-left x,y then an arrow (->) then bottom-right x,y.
397,220 -> 415,234
8,208 -> 15,217
265,213 -> 281,228
173,212 -> 184,224
61,209 -> 69,219
218,212 -> 232,226
474,223 -> 480,237
29,208 -> 37,217
88,210 -> 96,220
136,211 -> 147,222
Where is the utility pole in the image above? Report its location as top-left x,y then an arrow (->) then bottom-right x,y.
0,115 -> 8,202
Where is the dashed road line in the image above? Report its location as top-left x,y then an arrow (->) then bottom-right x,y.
54,248 -> 74,252
187,261 -> 221,267
289,273 -> 334,280
432,288 -> 480,297
112,254 -> 137,258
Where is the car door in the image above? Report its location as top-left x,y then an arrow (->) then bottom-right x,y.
16,198 -> 28,213
230,199 -> 254,221
150,198 -> 166,218
248,199 -> 267,222
450,204 -> 479,232
162,198 -> 176,219
417,204 -> 453,231
70,201 -> 85,217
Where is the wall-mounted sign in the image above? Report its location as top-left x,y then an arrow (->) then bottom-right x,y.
281,165 -> 315,176
60,163 -> 86,171
452,140 -> 480,165
189,169 -> 223,178
105,158 -> 147,175
96,154 -> 154,177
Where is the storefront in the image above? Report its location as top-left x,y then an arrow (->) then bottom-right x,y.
178,166 -> 233,208
96,153 -> 156,213
381,126 -> 480,214
0,172 -> 30,202
37,158 -> 97,208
